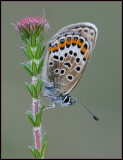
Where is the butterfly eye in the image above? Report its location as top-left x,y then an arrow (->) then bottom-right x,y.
62,95 -> 73,106
64,95 -> 70,103
64,96 -> 69,103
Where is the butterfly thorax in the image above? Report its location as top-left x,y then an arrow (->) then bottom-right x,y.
42,80 -> 73,106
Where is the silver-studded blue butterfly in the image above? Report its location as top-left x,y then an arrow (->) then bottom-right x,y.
41,22 -> 99,121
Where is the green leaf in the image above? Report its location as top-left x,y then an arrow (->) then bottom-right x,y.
41,142 -> 47,158
42,132 -> 47,146
31,84 -> 37,99
29,146 -> 34,155
31,32 -> 36,47
27,111 -> 35,127
40,104 -> 45,112
21,25 -> 30,39
37,34 -> 45,45
36,79 -> 42,95
25,82 -> 33,96
22,63 -> 33,77
35,45 -> 41,60
34,148 -> 41,158
27,63 -> 31,70
26,45 -> 34,60
40,45 -> 46,57
32,61 -> 38,75
21,47 -> 30,59
36,24 -> 42,37
37,58 -> 44,74
20,34 -> 30,46
35,111 -> 41,126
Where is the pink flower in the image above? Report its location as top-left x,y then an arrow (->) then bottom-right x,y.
15,16 -> 49,32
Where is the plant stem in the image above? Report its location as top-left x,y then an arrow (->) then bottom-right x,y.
32,64 -> 42,152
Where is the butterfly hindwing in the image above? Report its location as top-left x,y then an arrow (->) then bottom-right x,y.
45,23 -> 98,96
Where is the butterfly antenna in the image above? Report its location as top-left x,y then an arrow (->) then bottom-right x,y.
71,96 -> 100,122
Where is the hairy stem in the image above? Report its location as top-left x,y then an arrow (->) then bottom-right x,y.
32,63 -> 42,151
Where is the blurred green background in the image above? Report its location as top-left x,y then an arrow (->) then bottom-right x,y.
2,1 -> 121,159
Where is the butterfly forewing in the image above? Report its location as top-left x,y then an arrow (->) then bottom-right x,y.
46,23 -> 97,96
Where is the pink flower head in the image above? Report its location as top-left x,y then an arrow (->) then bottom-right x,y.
15,16 -> 49,33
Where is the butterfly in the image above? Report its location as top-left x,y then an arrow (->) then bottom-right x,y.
41,22 -> 99,121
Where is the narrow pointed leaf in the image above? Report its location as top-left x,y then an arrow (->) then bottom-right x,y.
26,45 -> 34,60
32,61 -> 38,75
29,146 -> 34,155
31,84 -> 37,99
36,24 -> 42,37
25,82 -> 33,96
42,132 -> 47,146
22,63 -> 33,77
36,79 -> 42,95
21,25 -> 30,38
20,35 -> 30,46
37,58 -> 44,74
40,104 -> 45,112
27,63 -> 31,70
31,32 -> 36,47
27,111 -> 35,127
37,34 -> 45,45
35,111 -> 41,126
41,142 -> 47,158
21,47 -> 30,59
34,148 -> 41,158
35,45 -> 41,60
40,45 -> 46,57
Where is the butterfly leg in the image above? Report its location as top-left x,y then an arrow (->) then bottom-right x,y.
39,94 -> 56,112
39,94 -> 56,100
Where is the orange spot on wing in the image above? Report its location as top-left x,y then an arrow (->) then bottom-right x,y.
49,47 -> 52,52
66,36 -> 71,45
78,37 -> 84,47
81,46 -> 87,53
84,52 -> 88,60
52,46 -> 59,52
58,39 -> 66,48
49,46 -> 59,52
72,37 -> 79,44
